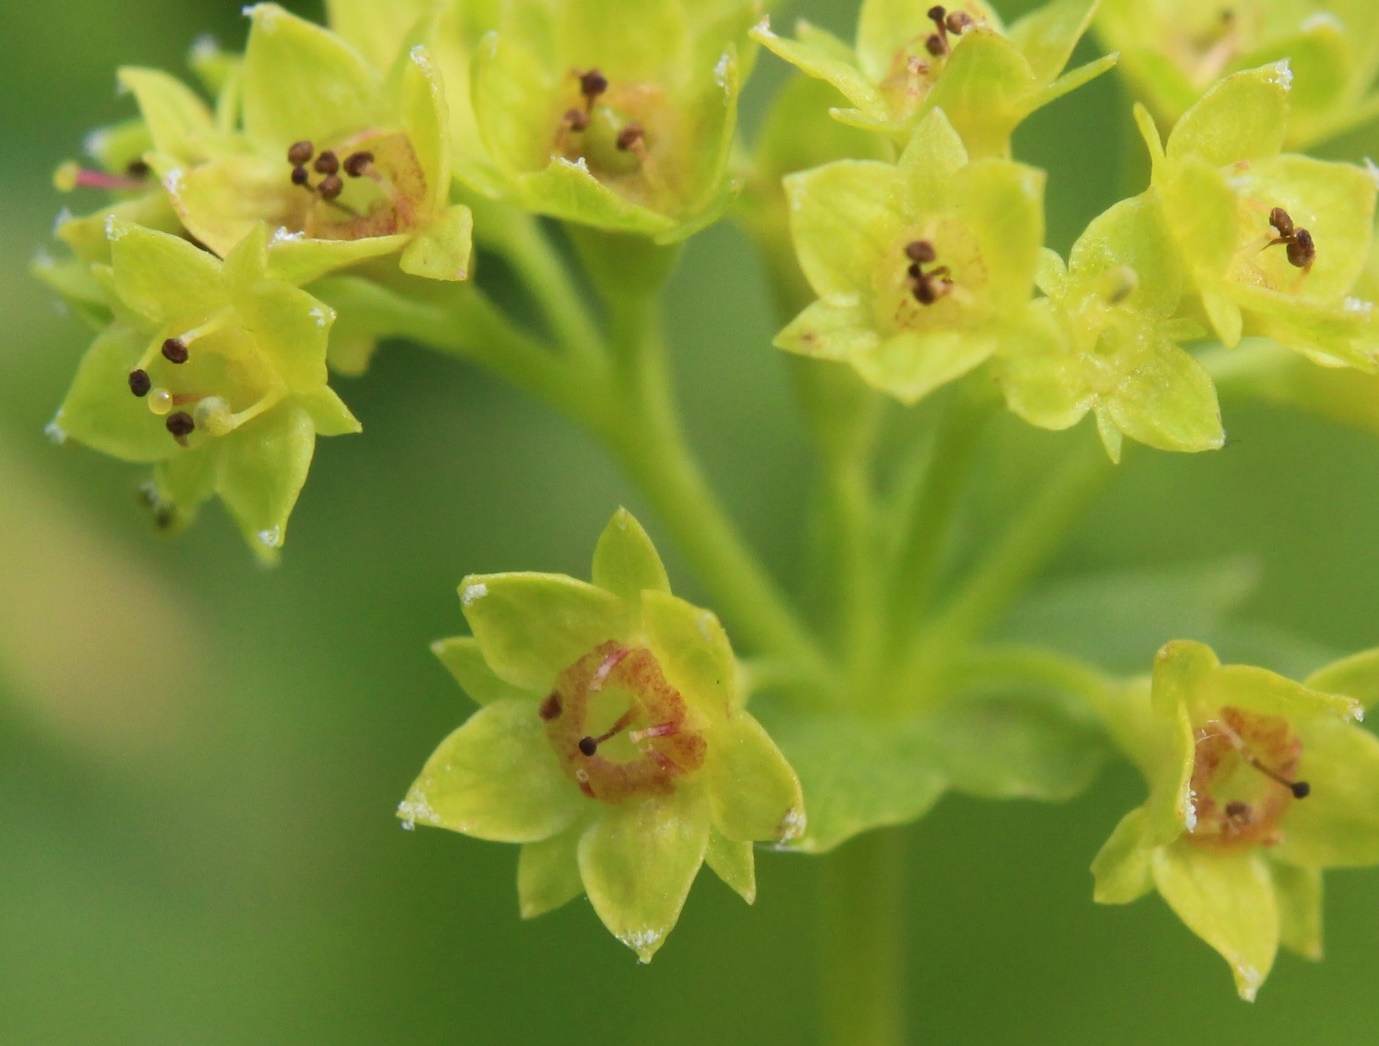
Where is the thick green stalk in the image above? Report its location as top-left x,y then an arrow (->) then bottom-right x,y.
820,828 -> 908,1046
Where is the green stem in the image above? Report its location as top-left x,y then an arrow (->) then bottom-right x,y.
597,291 -> 840,690
496,213 -> 604,366
820,828 -> 908,1046
885,385 -> 996,648
900,441 -> 1111,694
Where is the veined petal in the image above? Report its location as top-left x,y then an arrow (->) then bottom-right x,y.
784,160 -> 905,298
215,403 -> 315,557
577,789 -> 711,961
431,635 -> 534,706
705,828 -> 755,904
1274,717 -> 1379,868
108,221 -> 225,328
1091,806 -> 1156,904
399,697 -> 581,843
1165,63 -> 1290,170
853,328 -> 997,405
706,712 -> 805,844
775,296 -> 880,362
642,589 -> 737,716
116,67 -> 214,161
56,325 -> 177,464
590,508 -> 671,615
517,822 -> 587,918
1271,860 -> 1323,961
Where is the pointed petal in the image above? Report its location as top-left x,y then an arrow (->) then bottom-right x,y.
590,508 -> 671,613
1006,0 -> 1099,85
215,403 -> 315,555
56,325 -> 175,464
705,828 -> 756,904
1091,806 -> 1156,904
853,328 -> 997,405
1166,63 -> 1290,169
518,823 -> 586,918
784,160 -> 905,298
108,220 -> 225,328
399,203 -> 473,281
641,590 -> 737,716
400,697 -> 580,842
431,635 -> 534,706
1105,340 -> 1224,454
775,295 -> 880,362
116,68 -> 214,161
1271,860 -> 1323,961
1305,647 -> 1379,711
459,573 -> 627,690
707,712 -> 805,844
1151,843 -> 1278,1002
577,790 -> 710,961
1274,718 -> 1379,868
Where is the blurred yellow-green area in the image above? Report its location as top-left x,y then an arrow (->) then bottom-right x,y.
2,1 -> 1377,1042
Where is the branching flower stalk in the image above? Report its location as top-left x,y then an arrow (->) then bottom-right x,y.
34,0 -> 1379,1042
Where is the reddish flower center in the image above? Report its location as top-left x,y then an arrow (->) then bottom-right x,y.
541,640 -> 706,803
1187,706 -> 1307,851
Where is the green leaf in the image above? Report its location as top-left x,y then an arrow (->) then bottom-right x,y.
517,823 -> 586,918
577,789 -> 710,962
1274,717 -> 1379,868
431,636 -> 534,706
460,573 -> 626,691
1151,843 -> 1278,1001
706,713 -> 804,844
590,508 -> 671,614
399,697 -> 580,843
641,589 -> 737,715
1271,860 -> 1323,961
399,203 -> 474,282
922,692 -> 1108,802
705,828 -> 756,904
1091,807 -> 1155,904
242,4 -> 386,154
762,705 -> 946,853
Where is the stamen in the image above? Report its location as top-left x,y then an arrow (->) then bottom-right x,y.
288,140 -> 315,166
925,33 -> 947,57
126,159 -> 151,178
342,151 -> 374,178
946,10 -> 974,33
1269,206 -> 1294,239
1287,228 -> 1315,270
905,240 -> 937,264
313,150 -> 339,176
615,123 -> 645,153
926,5 -> 950,55
579,69 -> 609,106
629,722 -> 679,743
165,411 -> 195,439
319,174 -> 345,201
1215,717 -> 1311,798
161,337 -> 189,364
128,369 -> 151,398
578,736 -> 599,756
291,165 -> 311,187
563,107 -> 590,132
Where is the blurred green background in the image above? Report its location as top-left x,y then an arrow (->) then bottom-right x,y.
2,1 -> 1376,1042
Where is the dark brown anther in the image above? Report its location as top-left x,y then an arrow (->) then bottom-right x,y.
579,69 -> 609,102
615,123 -> 645,152
287,140 -> 315,166
128,369 -> 151,397
319,174 -> 344,200
313,150 -> 340,175
927,4 -> 947,19
1269,206 -> 1294,238
564,107 -> 590,132
126,159 -> 151,178
539,693 -> 562,721
905,239 -> 937,264
166,411 -> 195,438
907,262 -> 922,279
578,736 -> 598,756
1287,228 -> 1315,270
161,337 -> 189,364
291,165 -> 310,187
946,10 -> 975,33
1290,780 -> 1311,799
925,33 -> 947,56
343,151 -> 374,177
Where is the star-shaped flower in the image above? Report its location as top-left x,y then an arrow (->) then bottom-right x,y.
1091,640 -> 1379,1000
398,509 -> 805,961
774,108 -> 1045,404
752,0 -> 1116,156
51,219 -> 360,559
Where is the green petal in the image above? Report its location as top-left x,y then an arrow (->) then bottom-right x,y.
515,163 -> 678,237
1104,340 -> 1224,454
399,697 -> 580,842
774,295 -> 880,362
577,790 -> 710,962
641,589 -> 737,716
431,635 -> 534,706
399,204 -> 474,282
1151,843 -> 1278,1002
153,442 -> 221,526
764,707 -> 947,854
994,302 -> 1087,431
56,325 -> 175,464
268,231 -> 414,287
234,282 -> 334,394
108,221 -> 225,328
392,44 -> 451,212
1202,664 -> 1364,722
1305,647 -> 1379,710
1066,192 -> 1183,317
116,68 -> 213,161
1161,156 -> 1238,306
590,508 -> 671,614
1091,807 -> 1156,904
1165,63 -> 1290,170
469,27 -> 554,178
1144,701 -> 1196,846
706,712 -> 805,844
750,22 -> 883,115
1274,718 -> 1379,868
1271,860 -> 1323,961
705,828 -> 755,904
785,161 -> 905,298
242,4 -> 386,153
517,823 -> 586,918
324,0 -> 436,71
896,107 -> 969,203
955,160 -> 1044,311
167,153 -> 296,260
216,403 -> 316,556
1006,0 -> 1098,85
853,328 -> 997,405
924,31 -> 1036,158
459,573 -> 627,691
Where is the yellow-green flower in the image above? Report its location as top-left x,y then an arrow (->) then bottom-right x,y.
399,510 -> 804,961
